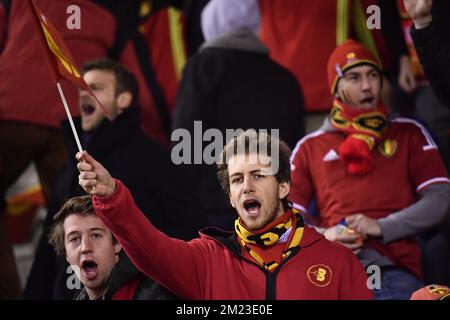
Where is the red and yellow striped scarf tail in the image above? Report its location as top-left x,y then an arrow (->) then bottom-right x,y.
330,99 -> 388,175
235,209 -> 304,272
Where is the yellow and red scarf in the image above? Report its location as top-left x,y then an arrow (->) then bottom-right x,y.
330,99 -> 388,175
235,209 -> 304,272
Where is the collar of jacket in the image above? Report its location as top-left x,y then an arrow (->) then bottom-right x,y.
319,117 -> 338,133
62,106 -> 141,159
74,252 -> 140,300
199,219 -> 325,259
200,28 -> 269,54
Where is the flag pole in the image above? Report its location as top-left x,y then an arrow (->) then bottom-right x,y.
56,81 -> 83,153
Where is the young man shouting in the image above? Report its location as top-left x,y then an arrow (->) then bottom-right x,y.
49,195 -> 175,300
76,130 -> 372,299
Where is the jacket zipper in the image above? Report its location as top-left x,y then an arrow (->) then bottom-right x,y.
265,247 -> 300,300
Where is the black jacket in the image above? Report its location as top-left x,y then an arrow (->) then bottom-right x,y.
74,252 -> 177,300
410,1 -> 450,108
172,30 -> 305,230
24,107 -> 205,299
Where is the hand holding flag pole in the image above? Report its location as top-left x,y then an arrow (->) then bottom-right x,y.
26,0 -> 113,153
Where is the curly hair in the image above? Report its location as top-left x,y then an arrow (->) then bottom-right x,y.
216,129 -> 292,210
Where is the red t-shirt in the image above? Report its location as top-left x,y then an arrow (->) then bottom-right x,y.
289,118 -> 450,277
259,0 -> 337,111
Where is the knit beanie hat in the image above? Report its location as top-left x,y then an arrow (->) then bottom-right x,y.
327,39 -> 381,94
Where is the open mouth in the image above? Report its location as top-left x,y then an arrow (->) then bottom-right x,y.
243,199 -> 261,216
81,103 -> 96,116
81,259 -> 98,280
360,97 -> 374,105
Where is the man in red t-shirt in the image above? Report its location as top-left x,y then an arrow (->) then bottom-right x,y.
290,39 -> 450,300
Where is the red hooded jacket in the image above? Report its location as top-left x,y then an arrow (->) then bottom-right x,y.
93,180 -> 373,300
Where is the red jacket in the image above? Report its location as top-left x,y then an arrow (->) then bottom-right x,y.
93,180 -> 373,300
111,275 -> 142,300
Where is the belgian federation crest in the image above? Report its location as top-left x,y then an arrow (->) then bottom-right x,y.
379,139 -> 397,158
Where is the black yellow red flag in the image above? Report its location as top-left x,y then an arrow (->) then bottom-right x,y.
25,0 -> 112,120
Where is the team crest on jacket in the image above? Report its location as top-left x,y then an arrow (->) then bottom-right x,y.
307,264 -> 332,287
378,139 -> 397,158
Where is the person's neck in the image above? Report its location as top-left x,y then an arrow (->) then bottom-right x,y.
251,206 -> 290,234
86,286 -> 108,300
274,205 -> 287,221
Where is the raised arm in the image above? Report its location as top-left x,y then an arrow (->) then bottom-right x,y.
76,151 -> 208,299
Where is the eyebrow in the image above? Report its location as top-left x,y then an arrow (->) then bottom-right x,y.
66,230 -> 80,238
66,227 -> 106,238
88,82 -> 105,88
230,169 -> 264,178
345,71 -> 360,77
345,68 -> 377,77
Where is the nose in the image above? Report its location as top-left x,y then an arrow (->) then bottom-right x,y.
243,175 -> 254,194
361,75 -> 372,91
81,236 -> 93,254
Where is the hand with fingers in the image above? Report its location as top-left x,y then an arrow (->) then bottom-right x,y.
323,224 -> 364,254
403,0 -> 433,29
398,55 -> 417,94
76,151 -> 116,197
345,213 -> 382,239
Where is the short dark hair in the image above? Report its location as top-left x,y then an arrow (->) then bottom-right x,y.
82,58 -> 139,107
48,195 -> 116,256
216,130 -> 292,210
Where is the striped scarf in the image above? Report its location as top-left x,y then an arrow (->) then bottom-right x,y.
330,99 -> 388,175
235,209 -> 304,272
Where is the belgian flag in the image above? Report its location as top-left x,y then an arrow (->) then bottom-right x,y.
25,0 -> 111,120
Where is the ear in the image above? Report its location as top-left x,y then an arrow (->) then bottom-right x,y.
116,91 -> 133,112
114,242 -> 122,255
63,245 -> 69,263
334,91 -> 341,100
335,82 -> 345,101
278,181 -> 290,200
229,193 -> 235,208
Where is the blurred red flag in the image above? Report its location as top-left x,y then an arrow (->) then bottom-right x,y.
25,0 -> 112,120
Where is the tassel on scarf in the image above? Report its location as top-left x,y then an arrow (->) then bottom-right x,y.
330,99 -> 388,176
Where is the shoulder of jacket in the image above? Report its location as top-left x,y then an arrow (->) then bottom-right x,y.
290,130 -> 327,161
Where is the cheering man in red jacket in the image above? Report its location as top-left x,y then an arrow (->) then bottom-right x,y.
76,130 -> 373,299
